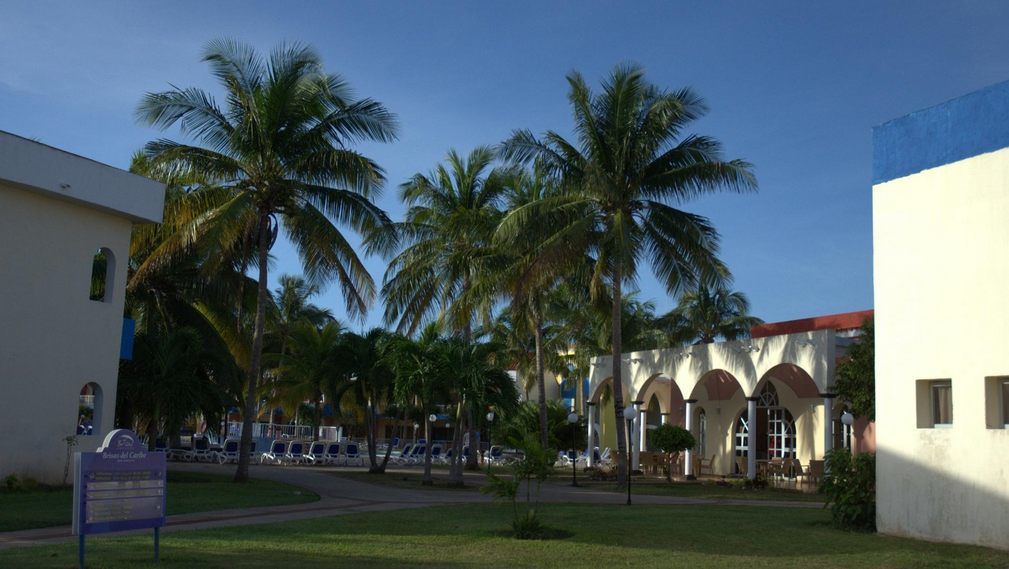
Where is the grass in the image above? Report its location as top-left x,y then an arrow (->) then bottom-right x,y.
610,479 -> 826,502
0,471 -> 318,532
1,503 -> 1007,568
328,470 -> 479,491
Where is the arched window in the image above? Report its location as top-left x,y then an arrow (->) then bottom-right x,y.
77,382 -> 103,436
734,383 -> 797,460
89,248 -> 116,302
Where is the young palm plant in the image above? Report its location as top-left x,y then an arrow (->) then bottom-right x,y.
136,39 -> 396,481
499,64 -> 756,483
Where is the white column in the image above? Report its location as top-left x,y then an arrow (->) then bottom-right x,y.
823,394 -> 835,458
684,399 -> 695,478
660,413 -> 669,425
746,397 -> 757,480
638,410 -> 647,453
586,403 -> 596,467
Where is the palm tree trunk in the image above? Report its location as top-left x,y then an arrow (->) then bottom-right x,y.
611,262 -> 628,486
448,401 -> 466,486
533,303 -> 549,449
235,214 -> 270,483
422,412 -> 433,485
366,397 -> 381,473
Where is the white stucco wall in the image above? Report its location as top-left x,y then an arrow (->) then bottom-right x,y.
874,146 -> 1009,549
0,134 -> 164,484
586,332 -> 836,472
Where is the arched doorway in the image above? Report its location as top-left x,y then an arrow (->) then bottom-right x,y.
734,382 -> 796,461
644,395 -> 662,450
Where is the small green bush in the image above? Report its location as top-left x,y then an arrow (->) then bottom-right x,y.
3,474 -> 19,492
512,510 -> 546,540
822,449 -> 876,531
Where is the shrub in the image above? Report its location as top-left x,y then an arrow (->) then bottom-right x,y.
822,449 -> 876,531
481,433 -> 556,539
650,424 -> 696,481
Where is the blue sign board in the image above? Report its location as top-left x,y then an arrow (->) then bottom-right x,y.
73,429 -> 166,566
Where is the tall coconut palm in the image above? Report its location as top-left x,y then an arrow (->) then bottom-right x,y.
137,39 -> 397,482
499,64 -> 756,483
272,320 -> 345,433
659,285 -> 763,345
378,146 -> 509,470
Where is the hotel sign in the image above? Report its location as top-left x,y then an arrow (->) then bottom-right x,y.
73,429 -> 165,566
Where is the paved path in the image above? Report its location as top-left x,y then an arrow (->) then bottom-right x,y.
0,463 -> 819,551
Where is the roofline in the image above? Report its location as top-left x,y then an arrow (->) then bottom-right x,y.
0,130 -> 165,223
751,309 -> 873,338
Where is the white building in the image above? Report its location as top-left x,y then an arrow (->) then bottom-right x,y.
585,310 -> 871,479
0,132 -> 165,484
874,81 -> 1009,549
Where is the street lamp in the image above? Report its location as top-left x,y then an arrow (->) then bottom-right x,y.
840,410 -> 855,450
622,404 -> 637,505
485,411 -> 495,473
567,411 -> 579,487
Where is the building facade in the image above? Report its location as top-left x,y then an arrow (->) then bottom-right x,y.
874,82 -> 1009,549
0,132 -> 164,483
585,310 -> 871,479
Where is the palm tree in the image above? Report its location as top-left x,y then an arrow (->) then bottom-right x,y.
493,164 -> 566,448
659,285 -> 763,344
117,327 -> 233,450
499,64 -> 756,483
378,147 -> 508,337
137,39 -> 397,482
329,328 -> 400,473
377,146 -> 509,470
273,321 -> 344,434
387,325 -> 452,485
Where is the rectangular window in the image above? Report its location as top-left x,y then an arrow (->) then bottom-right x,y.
916,379 -> 953,429
1003,381 -> 1009,428
931,382 -> 953,426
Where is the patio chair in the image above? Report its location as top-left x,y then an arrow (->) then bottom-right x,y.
768,457 -> 784,479
260,440 -> 289,465
284,441 -> 308,465
392,444 -> 414,465
306,441 -> 327,465
487,445 -> 504,465
216,438 -> 240,464
428,444 -> 443,464
409,445 -> 426,465
807,459 -> 824,486
182,437 -> 213,462
735,456 -> 748,477
323,442 -> 342,465
344,442 -> 363,466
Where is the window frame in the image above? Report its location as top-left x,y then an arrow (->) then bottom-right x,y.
930,381 -> 953,428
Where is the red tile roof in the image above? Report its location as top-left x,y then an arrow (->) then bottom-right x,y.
750,309 -> 873,338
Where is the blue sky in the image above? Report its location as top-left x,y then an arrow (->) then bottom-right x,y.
4,2 -> 1009,331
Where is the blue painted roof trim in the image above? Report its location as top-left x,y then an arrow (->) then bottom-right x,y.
873,79 -> 1009,184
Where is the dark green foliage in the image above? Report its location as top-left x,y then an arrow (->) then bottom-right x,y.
494,401 -> 585,452
650,424 -> 696,481
822,449 -> 876,532
835,319 -> 874,420
650,424 -> 695,454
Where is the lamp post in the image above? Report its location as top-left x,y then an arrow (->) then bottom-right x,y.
840,410 -> 854,450
485,411 -> 495,473
622,405 -> 637,505
567,411 -> 579,487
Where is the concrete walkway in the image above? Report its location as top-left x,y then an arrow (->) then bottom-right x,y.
0,463 -> 819,551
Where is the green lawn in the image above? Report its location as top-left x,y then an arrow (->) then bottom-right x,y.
0,471 -> 318,532
611,479 -> 826,502
2,504 -> 1007,568
328,470 -> 480,491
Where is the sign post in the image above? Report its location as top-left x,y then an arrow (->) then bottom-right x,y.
72,429 -> 166,568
